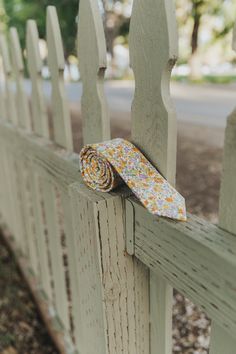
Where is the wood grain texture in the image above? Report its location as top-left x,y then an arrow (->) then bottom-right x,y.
0,34 -> 17,124
26,20 -> 49,139
30,172 -> 53,300
17,156 -> 39,275
130,199 -> 236,339
42,180 -> 70,331
0,121 -> 80,190
66,183 -> 149,354
77,0 -> 110,144
46,6 -> 73,151
9,27 -> 31,131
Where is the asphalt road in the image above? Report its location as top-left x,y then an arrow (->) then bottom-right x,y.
25,80 -> 236,129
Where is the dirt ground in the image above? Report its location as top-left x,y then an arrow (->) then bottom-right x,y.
0,118 -> 223,353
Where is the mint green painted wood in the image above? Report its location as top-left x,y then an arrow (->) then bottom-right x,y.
209,323 -> 235,354
77,0 -> 110,144
17,156 -> 39,275
129,0 -> 178,181
46,6 -> 73,151
42,179 -> 70,331
9,152 -> 28,255
26,20 -> 49,139
128,199 -> 236,339
0,120 -> 149,353
129,0 -> 178,352
209,26 -> 236,354
31,172 -> 53,300
0,34 -> 17,124
219,108 -> 236,234
66,182 -> 149,353
9,27 -> 31,131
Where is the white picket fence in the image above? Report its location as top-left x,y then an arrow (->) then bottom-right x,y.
0,1 -> 236,353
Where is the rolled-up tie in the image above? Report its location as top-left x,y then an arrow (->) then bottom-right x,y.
79,138 -> 186,221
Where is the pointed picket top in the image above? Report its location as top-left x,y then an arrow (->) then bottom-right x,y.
0,34 -> 17,124
46,6 -> 73,151
0,34 -> 11,75
9,27 -> 31,131
77,0 -> 110,145
129,0 -> 178,185
26,20 -> 49,139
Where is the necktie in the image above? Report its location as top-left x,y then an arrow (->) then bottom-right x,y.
79,138 -> 186,221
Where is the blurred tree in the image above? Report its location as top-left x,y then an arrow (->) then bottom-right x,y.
176,0 -> 236,78
1,0 -> 79,57
101,0 -> 131,56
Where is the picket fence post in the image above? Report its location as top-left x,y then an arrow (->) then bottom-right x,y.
129,0 -> 178,352
0,34 -> 17,124
46,6 -> 73,150
209,23 -> 236,354
77,0 -> 110,144
26,20 -> 49,139
10,27 -> 31,131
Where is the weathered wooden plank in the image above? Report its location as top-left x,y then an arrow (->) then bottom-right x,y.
129,0 -> 178,351
64,182 -> 150,353
42,179 -> 70,331
46,6 -> 73,151
26,20 -> 49,139
219,108 -> 236,234
130,200 -> 236,339
77,0 -> 110,144
0,34 -> 17,124
0,121 -> 80,190
30,172 -> 53,300
9,27 -> 31,131
60,191 -> 81,348
17,156 -> 39,275
209,26 -> 236,354
8,151 -> 29,255
67,183 -> 107,354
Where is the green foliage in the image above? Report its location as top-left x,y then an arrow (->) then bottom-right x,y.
2,0 -> 79,56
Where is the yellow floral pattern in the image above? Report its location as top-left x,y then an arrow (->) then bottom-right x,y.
80,138 -> 187,221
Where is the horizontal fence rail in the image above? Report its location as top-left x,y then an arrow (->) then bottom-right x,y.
0,1 -> 235,354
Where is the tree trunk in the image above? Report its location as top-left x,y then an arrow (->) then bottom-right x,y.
189,3 -> 202,80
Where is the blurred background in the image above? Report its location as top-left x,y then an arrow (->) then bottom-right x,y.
1,0 -> 236,81
0,1 -> 235,353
